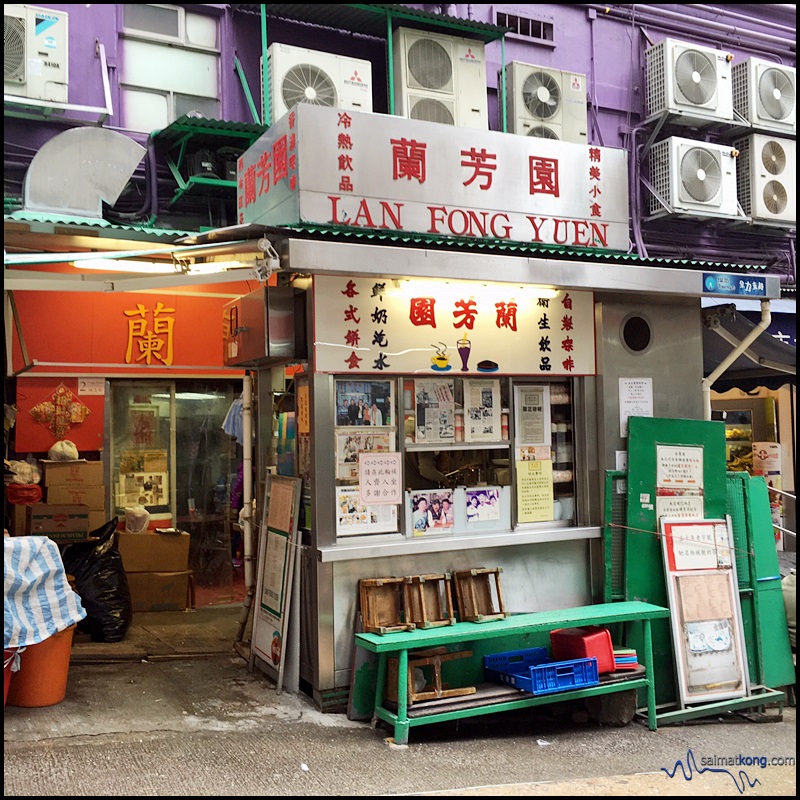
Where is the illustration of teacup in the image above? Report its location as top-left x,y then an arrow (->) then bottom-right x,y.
431,342 -> 449,369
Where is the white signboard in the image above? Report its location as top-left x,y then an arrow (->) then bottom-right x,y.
238,104 -> 630,251
358,452 -> 403,505
313,275 -> 595,376
656,445 -> 704,490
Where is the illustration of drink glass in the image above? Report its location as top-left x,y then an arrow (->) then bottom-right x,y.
457,336 -> 471,371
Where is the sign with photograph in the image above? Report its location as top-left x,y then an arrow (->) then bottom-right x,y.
336,485 -> 398,536
465,487 -> 501,523
414,379 -> 455,444
315,275 -> 595,376
408,489 -> 455,537
335,430 -> 393,481
335,379 -> 393,427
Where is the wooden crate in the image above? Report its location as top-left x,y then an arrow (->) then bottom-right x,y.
386,646 -> 476,705
403,573 -> 455,629
359,577 -> 415,635
452,567 -> 509,623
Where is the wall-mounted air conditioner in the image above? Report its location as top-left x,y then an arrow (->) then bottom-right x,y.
4,3 -> 68,102
733,133 -> 795,226
648,136 -> 741,220
263,43 -> 372,124
732,57 -> 796,136
645,37 -> 734,126
500,62 -> 587,143
393,26 -> 488,129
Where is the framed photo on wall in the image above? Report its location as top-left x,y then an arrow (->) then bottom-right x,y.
335,379 -> 394,428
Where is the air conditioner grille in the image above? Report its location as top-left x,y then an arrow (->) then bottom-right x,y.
735,136 -> 753,214
281,63 -> 337,109
4,15 -> 25,82
761,139 -> 787,175
407,37 -> 452,91
645,41 -> 666,118
522,70 -> 561,120
674,48 -> 717,106
758,67 -> 795,121
528,125 -> 560,140
410,96 -> 455,125
680,146 -> 722,202
649,139 -> 671,216
763,180 -> 788,215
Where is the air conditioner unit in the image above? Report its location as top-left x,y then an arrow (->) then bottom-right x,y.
648,136 -> 740,219
732,57 -> 796,136
501,62 -> 587,143
733,133 -> 795,226
264,43 -> 372,123
645,38 -> 733,126
4,3 -> 68,102
393,26 -> 488,129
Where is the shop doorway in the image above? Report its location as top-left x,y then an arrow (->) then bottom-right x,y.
109,379 -> 245,605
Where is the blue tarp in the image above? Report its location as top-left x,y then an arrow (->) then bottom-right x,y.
4,535 -> 86,649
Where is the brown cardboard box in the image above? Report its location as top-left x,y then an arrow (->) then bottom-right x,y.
27,503 -> 90,542
47,485 -> 105,509
116,530 -> 191,573
88,509 -> 110,534
10,504 -> 28,536
126,571 -> 190,612
42,460 -> 104,488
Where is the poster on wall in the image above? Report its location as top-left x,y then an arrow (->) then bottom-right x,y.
118,471 -> 168,507
463,379 -> 500,442
619,378 -> 653,438
414,379 -> 455,444
516,459 -> 555,523
359,452 -> 403,505
336,486 -> 398,536
335,379 -> 393,427
335,430 -> 393,481
465,487 -> 501,524
407,489 -> 455,537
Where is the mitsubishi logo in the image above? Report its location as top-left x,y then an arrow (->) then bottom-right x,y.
464,48 -> 476,60
350,70 -> 363,83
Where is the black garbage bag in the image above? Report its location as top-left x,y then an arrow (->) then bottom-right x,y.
60,517 -> 133,642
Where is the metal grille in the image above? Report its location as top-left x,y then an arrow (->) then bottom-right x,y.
733,135 -> 753,215
645,40 -> 666,118
603,471 -> 628,601
726,472 -> 752,591
648,138 -> 672,215
732,60 -> 750,122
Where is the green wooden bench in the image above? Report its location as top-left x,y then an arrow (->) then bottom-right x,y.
354,600 -> 671,745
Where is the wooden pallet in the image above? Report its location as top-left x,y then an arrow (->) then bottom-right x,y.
452,567 -> 509,623
403,573 -> 456,629
386,646 -> 476,705
359,577 -> 416,635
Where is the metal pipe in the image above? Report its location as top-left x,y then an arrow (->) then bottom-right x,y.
236,372 -> 255,643
702,299 -> 772,420
683,4 -> 797,35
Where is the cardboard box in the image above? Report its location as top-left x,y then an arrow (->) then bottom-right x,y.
47,484 -> 105,509
42,460 -> 104,488
11,504 -> 28,536
88,509 -> 110,535
27,503 -> 90,543
126,571 -> 190,612
116,530 -> 191,573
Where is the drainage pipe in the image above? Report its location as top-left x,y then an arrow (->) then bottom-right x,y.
235,372 -> 255,643
702,299 -> 771,421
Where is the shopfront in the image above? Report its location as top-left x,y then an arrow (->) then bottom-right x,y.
204,103 -> 784,708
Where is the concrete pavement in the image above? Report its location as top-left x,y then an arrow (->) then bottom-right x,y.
4,644 -> 795,796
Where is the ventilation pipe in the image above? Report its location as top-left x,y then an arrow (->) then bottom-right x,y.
235,372 -> 255,643
702,299 -> 772,420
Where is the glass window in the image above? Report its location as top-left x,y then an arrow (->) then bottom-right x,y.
123,4 -> 181,39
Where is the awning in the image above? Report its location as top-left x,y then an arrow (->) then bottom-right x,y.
703,303 -> 796,392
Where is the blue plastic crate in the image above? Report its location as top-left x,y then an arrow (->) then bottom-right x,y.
486,655 -> 600,695
483,647 -> 548,684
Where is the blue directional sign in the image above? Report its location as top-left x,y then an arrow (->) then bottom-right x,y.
703,273 -> 767,297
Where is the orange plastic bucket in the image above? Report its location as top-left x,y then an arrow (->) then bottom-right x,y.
6,626 -> 75,708
4,648 -> 18,707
